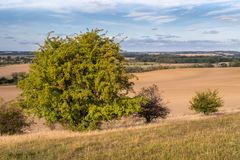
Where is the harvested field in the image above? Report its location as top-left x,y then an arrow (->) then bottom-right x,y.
0,64 -> 29,101
0,64 -> 29,77
133,67 -> 240,116
0,85 -> 21,101
0,64 -> 240,116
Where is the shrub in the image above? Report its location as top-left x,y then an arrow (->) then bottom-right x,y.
190,89 -> 223,115
0,72 -> 27,85
0,99 -> 29,135
18,29 -> 144,130
230,60 -> 240,67
137,84 -> 169,123
219,63 -> 228,67
125,65 -> 173,73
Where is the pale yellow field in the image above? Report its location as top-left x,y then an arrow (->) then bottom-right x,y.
0,64 -> 29,77
133,67 -> 240,116
0,85 -> 21,101
0,64 -> 29,101
0,64 -> 240,116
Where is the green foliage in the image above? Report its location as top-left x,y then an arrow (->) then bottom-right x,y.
0,56 -> 32,65
191,63 -> 215,68
125,65 -> 174,73
137,84 -> 169,123
0,99 -> 29,135
0,72 -> 27,85
135,54 -> 239,64
230,60 -> 240,67
190,89 -> 223,115
218,62 -> 228,67
123,53 -> 240,69
18,29 -> 143,130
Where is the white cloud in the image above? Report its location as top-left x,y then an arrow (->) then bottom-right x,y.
206,1 -> 240,15
217,15 -> 238,22
125,11 -> 176,24
202,30 -> 219,34
206,7 -> 239,16
119,0 -> 232,8
97,20 -> 127,26
216,13 -> 240,22
156,34 -> 180,39
0,0 -> 234,13
49,13 -> 74,23
0,0 -> 116,13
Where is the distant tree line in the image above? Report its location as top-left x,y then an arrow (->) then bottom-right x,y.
125,65 -> 174,73
0,56 -> 33,66
229,60 -> 240,67
134,54 -> 240,63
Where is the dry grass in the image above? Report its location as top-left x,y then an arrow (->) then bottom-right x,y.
0,112 -> 239,160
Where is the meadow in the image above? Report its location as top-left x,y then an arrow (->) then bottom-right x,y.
0,112 -> 239,160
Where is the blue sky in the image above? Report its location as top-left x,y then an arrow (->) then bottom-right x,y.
1,0 -> 240,51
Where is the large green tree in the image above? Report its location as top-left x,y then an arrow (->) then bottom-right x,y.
18,29 -> 144,130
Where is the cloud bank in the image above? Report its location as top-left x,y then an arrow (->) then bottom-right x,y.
0,0 -> 235,13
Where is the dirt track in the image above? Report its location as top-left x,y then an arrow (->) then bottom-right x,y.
0,64 -> 239,116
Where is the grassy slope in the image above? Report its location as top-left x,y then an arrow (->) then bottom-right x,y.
0,113 -> 240,160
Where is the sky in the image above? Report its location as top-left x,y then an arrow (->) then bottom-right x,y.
1,0 -> 240,51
